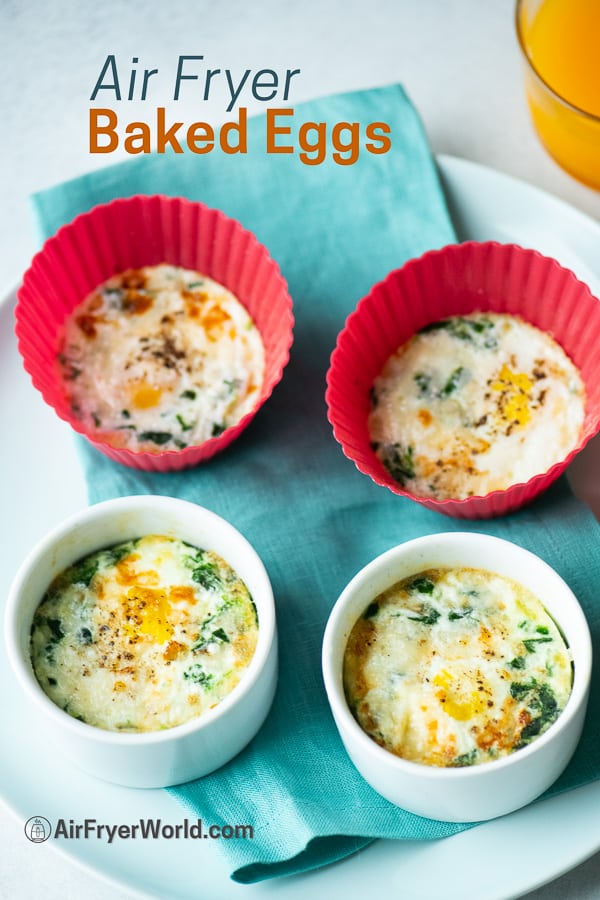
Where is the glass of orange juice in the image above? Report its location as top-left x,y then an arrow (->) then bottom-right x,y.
516,0 -> 600,190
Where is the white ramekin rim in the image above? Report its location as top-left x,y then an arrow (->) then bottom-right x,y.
322,531 -> 592,782
5,494 -> 276,746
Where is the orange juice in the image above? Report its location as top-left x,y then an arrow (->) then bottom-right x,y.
517,0 -> 600,189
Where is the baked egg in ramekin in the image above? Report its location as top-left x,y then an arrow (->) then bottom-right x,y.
322,532 -> 591,822
5,495 -> 278,788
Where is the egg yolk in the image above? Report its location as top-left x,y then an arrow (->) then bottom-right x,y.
130,382 -> 163,409
122,586 -> 174,643
433,667 -> 490,721
491,364 -> 533,427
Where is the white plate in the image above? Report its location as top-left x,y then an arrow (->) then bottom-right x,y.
2,154 -> 600,900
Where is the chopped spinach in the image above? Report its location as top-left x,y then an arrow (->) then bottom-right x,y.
211,423 -> 226,438
77,627 -> 93,644
451,749 -> 477,768
69,557 -> 99,587
183,665 -> 214,687
510,678 -> 539,700
46,618 -> 64,641
413,366 -> 468,400
42,618 -> 64,664
104,543 -> 134,566
510,680 -> 559,748
211,627 -> 230,643
187,281 -> 204,289
61,543 -> 130,592
380,443 -> 415,485
414,372 -> 431,396
419,319 -> 452,335
363,602 -> 379,620
176,413 -> 193,431
441,366 -> 466,396
448,605 -> 473,621
191,561 -> 222,591
104,287 -> 124,304
469,317 -> 494,334
180,389 -> 197,400
522,637 -> 553,653
408,607 -> 440,625
138,430 -> 172,445
191,627 -> 230,652
249,595 -> 258,626
44,643 -> 57,664
419,315 -> 497,348
409,577 -> 435,595
182,541 -> 206,555
508,656 -> 526,670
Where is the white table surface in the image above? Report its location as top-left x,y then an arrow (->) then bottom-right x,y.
2,1 -> 600,898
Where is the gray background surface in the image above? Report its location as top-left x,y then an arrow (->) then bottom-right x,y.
1,2 -> 599,897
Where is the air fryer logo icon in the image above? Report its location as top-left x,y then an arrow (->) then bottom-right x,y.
24,816 -> 52,843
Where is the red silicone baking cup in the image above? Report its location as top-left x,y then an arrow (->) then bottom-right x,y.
326,241 -> 600,519
15,194 -> 294,471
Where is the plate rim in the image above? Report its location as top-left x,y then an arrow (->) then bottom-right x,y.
2,153 -> 600,900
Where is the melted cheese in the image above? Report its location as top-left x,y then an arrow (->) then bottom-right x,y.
343,567 -> 572,767
57,264 -> 265,452
368,313 -> 585,499
30,535 -> 258,732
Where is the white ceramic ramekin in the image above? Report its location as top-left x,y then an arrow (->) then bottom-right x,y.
5,495 -> 277,788
322,532 -> 591,822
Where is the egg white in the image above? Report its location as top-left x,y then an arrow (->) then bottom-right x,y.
343,567 -> 572,767
30,535 -> 258,732
368,313 -> 585,499
58,264 -> 265,452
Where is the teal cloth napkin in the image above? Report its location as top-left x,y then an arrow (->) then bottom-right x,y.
31,85 -> 600,884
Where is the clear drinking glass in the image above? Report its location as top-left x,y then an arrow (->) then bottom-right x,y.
516,0 -> 600,190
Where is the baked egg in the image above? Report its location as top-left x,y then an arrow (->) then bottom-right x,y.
343,566 -> 572,767
368,313 -> 585,499
57,264 -> 265,452
30,534 -> 258,732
